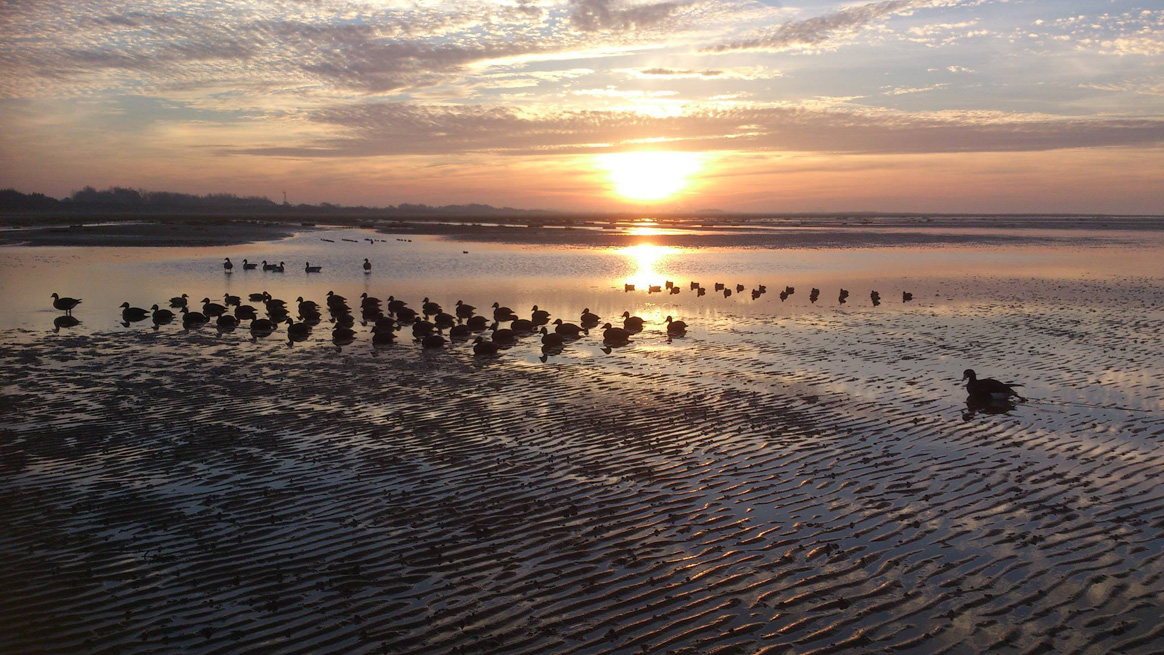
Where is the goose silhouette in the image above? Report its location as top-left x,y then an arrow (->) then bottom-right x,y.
552,318 -> 586,338
223,258 -> 233,272
150,305 -> 175,324
601,322 -> 631,344
120,302 -> 149,322
540,326 -> 564,348
963,369 -> 1025,401
51,293 -> 82,315
456,300 -> 476,318
473,336 -> 499,356
305,262 -> 322,273
170,293 -> 189,307
242,259 -> 257,270
363,258 -> 371,273
664,316 -> 687,335
620,311 -> 644,331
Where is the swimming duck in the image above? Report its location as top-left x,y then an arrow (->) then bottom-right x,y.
242,259 -> 257,270
284,318 -> 311,340
305,262 -> 322,273
234,305 -> 258,320
620,311 -> 645,331
552,318 -> 586,338
374,316 -> 397,331
387,296 -> 407,314
170,293 -> 189,308
248,291 -> 266,302
395,306 -> 418,323
422,297 -> 442,316
120,302 -> 149,322
181,307 -> 208,326
412,320 -> 436,337
580,308 -> 600,327
51,293 -> 82,315
531,305 -> 551,324
216,314 -> 239,329
492,302 -> 516,321
455,300 -> 476,318
223,258 -> 233,272
601,322 -> 631,344
271,261 -> 286,273
433,312 -> 456,329
449,323 -> 472,339
261,260 -> 276,271
223,293 -> 240,306
490,322 -> 516,344
332,325 -> 357,344
150,305 -> 174,324
371,324 -> 395,344
962,369 -> 1025,401
360,293 -> 381,310
624,283 -> 635,292
903,292 -> 913,302
510,317 -> 535,333
421,333 -> 446,348
297,297 -> 321,314
200,298 -> 227,317
325,291 -> 347,309
473,336 -> 499,356
467,315 -> 489,330
540,326 -> 564,348
664,316 -> 687,335
809,288 -> 820,303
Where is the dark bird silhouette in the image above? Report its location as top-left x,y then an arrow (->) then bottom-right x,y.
467,315 -> 489,330
271,261 -> 285,273
839,289 -> 849,304
473,336 -> 499,356
171,293 -> 190,307
903,292 -> 913,302
433,312 -> 456,329
784,286 -> 795,295
724,288 -> 732,298
510,317 -> 535,332
664,316 -> 687,335
216,314 -> 239,329
580,308 -> 600,327
223,258 -> 233,273
305,262 -> 322,273
714,283 -> 724,291
326,291 -> 347,310
809,288 -> 820,303
456,300 -> 476,318
665,280 -> 674,289
396,306 -> 418,323
150,305 -> 174,324
779,290 -> 788,302
552,318 -> 586,338
624,283 -> 635,292
601,322 -> 631,344
242,259 -> 257,270
422,297 -> 442,316
421,333 -> 446,348
490,322 -> 516,344
120,302 -> 149,322
363,258 -> 371,273
387,296 -> 407,314
621,311 -> 645,331
690,281 -> 700,290
648,285 -> 662,294
412,320 -> 436,337
669,286 -> 680,295
53,315 -> 81,332
531,305 -> 551,324
250,317 -> 277,334
224,293 -> 240,306
201,298 -> 227,317
449,323 -> 472,339
235,305 -> 258,321
248,292 -> 266,302
262,260 -> 276,271
51,293 -> 82,315
360,293 -> 381,310
540,326 -> 564,348
697,287 -> 706,297
371,324 -> 395,345
736,284 -> 745,292
181,307 -> 208,326
491,302 -> 516,321
963,369 -> 1025,401
870,290 -> 881,307
285,318 -> 311,340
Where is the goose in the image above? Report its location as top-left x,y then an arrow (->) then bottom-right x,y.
784,286 -> 794,295
332,312 -> 355,328
223,293 -> 241,306
422,297 -> 442,315
248,291 -> 267,302
412,320 -> 436,337
363,258 -> 371,273
449,323 -> 472,339
170,293 -> 189,308
305,262 -> 322,273
223,258 -> 233,272
665,280 -> 674,289
120,302 -> 149,322
490,322 -> 516,344
234,305 -> 258,321
216,314 -> 240,329
714,283 -> 724,291
181,307 -> 208,326
624,283 -> 635,292
263,292 -> 287,309
467,315 -> 489,330
552,318 -> 586,338
325,291 -> 347,309
580,308 -> 600,326
690,281 -> 700,290
53,315 -> 81,332
492,302 -> 516,321
374,316 -> 397,331
150,305 -> 175,324
387,296 -> 407,314
838,289 -> 849,304
396,306 -> 418,323
736,284 -> 745,292
669,286 -> 680,295
261,260 -> 276,271
433,312 -> 456,329
531,305 -> 551,323
51,293 -> 82,315
759,284 -> 768,293
297,297 -> 321,314
723,288 -> 732,298
200,298 -> 227,317
779,290 -> 788,302
648,285 -> 662,294
455,300 -> 476,318
697,287 -> 706,297
963,370 -> 1025,401
273,261 -> 286,273
809,288 -> 820,303
360,293 -> 381,309
510,317 -> 535,333
601,322 -> 631,344
361,306 -> 383,321
421,333 -> 446,348
751,289 -> 762,300
371,324 -> 395,345
284,318 -> 311,340
332,325 -> 357,344
903,292 -> 913,302
242,259 -> 258,270
664,316 -> 687,335
621,311 -> 644,331
473,336 -> 499,356
540,326 -> 564,348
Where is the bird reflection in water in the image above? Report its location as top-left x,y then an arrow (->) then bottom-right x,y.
53,315 -> 81,333
962,394 -> 1018,421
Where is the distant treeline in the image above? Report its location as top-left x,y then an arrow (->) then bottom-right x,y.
0,186 -> 549,218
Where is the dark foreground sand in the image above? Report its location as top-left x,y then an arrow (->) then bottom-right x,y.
2,273 -> 1163,654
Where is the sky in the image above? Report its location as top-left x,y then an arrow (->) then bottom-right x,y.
0,0 -> 1162,213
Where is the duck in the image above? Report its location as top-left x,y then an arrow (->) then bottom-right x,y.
620,311 -> 645,331
664,316 -> 687,335
332,312 -> 355,328
150,305 -> 175,324
271,261 -> 286,273
540,326 -> 564,348
264,292 -> 287,308
531,305 -> 551,324
723,288 -> 732,298
200,298 -> 227,317
332,325 -> 357,344
455,300 -> 476,318
120,302 -> 149,322
601,322 -> 631,344
248,291 -> 267,302
223,258 -> 233,273
216,314 -> 240,329
325,291 -> 347,309
363,258 -> 371,273
422,297 -> 442,316
490,322 -> 516,344
473,336 -> 499,356
396,306 -> 418,323
580,308 -> 600,327
838,289 -> 849,304
234,305 -> 258,321
903,292 -> 913,303
492,302 -> 516,321
371,324 -> 395,344
690,281 -> 700,290
714,283 -> 724,291
510,317 -> 535,333
51,293 -> 82,315
387,296 -> 408,314
181,307 -> 208,326
963,369 -> 1025,401
242,259 -> 258,270
467,315 -> 489,330
421,333 -> 446,348
697,287 -> 706,297
411,320 -> 436,337
261,260 -> 276,271
360,293 -> 381,309
374,316 -> 396,331
665,280 -> 674,289
648,285 -> 662,294
810,288 -> 820,303
449,323 -> 472,339
285,318 -> 311,340
736,284 -> 745,292
433,312 -> 456,329
223,293 -> 241,306
624,283 -> 635,292
297,297 -> 321,314
250,317 -> 277,333
305,262 -> 322,273
779,290 -> 788,301
552,318 -> 586,338
170,293 -> 189,308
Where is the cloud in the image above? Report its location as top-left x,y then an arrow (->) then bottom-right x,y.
230,101 -> 1164,159
569,0 -> 690,32
707,0 -> 945,53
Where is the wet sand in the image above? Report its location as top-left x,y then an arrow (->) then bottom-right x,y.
2,227 -> 1164,654
0,220 -> 297,247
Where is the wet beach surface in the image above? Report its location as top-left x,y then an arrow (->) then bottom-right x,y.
2,223 -> 1164,654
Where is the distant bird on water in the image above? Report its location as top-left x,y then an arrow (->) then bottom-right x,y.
51,293 -> 82,315
223,258 -> 233,273
809,288 -> 820,303
363,258 -> 371,274
962,369 -> 1025,401
242,259 -> 258,270
120,302 -> 149,322
620,311 -> 644,331
903,292 -> 913,303
305,262 -> 322,273
171,293 -> 189,307
664,316 -> 687,335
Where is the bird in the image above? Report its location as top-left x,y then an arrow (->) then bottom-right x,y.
903,292 -> 913,302
580,308 -> 600,327
150,305 -> 174,324
248,292 -> 266,302
234,305 -> 258,321
200,298 -> 227,317
271,261 -> 286,273
181,307 -> 208,326
490,322 -> 516,344
648,285 -> 662,294
531,305 -> 551,324
261,260 -> 276,271
697,287 -> 706,297
449,323 -> 472,339
332,325 -> 357,344
223,258 -> 233,273
284,318 -> 311,340
455,300 -> 476,319
601,322 -> 631,344
53,315 -> 81,332
552,318 -> 586,338
170,294 -> 189,307
433,312 -> 456,329
670,287 -> 680,295
422,297 -> 442,316
51,293 -> 82,315
305,262 -> 322,273
540,326 -> 564,348
714,283 -> 724,291
216,314 -> 239,329
242,259 -> 258,270
736,284 -> 745,292
810,288 -> 820,303
298,297 -> 321,314
779,290 -> 788,302
412,320 -> 436,337
963,369 -> 1025,401
374,316 -> 397,331
387,296 -> 408,314
665,280 -> 674,289
467,315 -> 489,330
624,283 -> 635,292
724,288 -> 732,298
839,289 -> 849,304
359,293 -> 381,310
120,302 -> 149,322
473,336 -> 499,356
621,311 -> 644,331
396,306 -> 418,323
492,302 -> 516,321
871,290 -> 881,306
223,293 -> 240,306
421,333 -> 446,348
690,281 -> 700,290
664,316 -> 687,335
326,291 -> 347,310
363,258 -> 372,274
510,317 -> 535,332
784,286 -> 794,295
371,324 -> 395,344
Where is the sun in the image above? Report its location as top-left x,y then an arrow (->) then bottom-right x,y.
599,151 -> 703,202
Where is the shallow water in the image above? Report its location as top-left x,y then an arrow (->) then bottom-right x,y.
2,224 -> 1164,654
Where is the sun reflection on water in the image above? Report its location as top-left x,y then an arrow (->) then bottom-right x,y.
615,243 -> 682,289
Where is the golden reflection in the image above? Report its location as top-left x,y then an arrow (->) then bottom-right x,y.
598,151 -> 703,202
616,243 -> 681,289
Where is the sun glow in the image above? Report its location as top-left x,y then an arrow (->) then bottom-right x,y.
615,243 -> 680,290
599,152 -> 703,202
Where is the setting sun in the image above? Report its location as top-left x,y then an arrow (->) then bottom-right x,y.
599,152 -> 703,202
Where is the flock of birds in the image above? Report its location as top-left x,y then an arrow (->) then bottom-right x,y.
623,280 -> 913,306
49,290 -> 688,358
